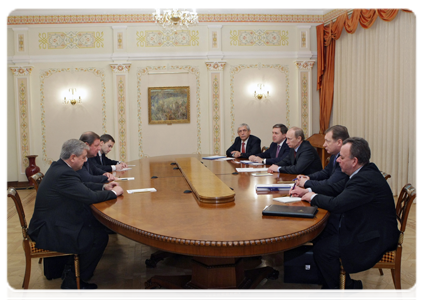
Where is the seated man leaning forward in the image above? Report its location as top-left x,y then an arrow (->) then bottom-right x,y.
267,126 -> 322,174
27,139 -> 124,289
294,137 -> 399,289
295,125 -> 350,189
249,123 -> 290,165
90,134 -> 128,172
226,123 -> 261,159
77,131 -> 115,183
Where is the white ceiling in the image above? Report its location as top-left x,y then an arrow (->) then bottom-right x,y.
8,8 -> 334,16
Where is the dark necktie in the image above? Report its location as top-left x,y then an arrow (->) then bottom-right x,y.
276,145 -> 281,157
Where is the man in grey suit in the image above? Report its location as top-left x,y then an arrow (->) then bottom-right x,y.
27,139 -> 124,289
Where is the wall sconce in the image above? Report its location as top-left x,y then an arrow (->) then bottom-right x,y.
63,88 -> 82,105
254,84 -> 270,100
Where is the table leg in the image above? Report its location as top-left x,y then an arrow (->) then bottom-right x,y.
145,257 -> 279,289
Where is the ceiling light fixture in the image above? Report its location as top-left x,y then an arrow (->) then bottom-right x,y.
152,8 -> 198,31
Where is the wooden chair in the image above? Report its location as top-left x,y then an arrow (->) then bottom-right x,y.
340,183 -> 416,289
29,172 -> 44,191
7,187 -> 80,289
381,171 -> 391,180
261,146 -> 269,152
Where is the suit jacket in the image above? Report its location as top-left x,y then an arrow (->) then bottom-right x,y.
226,135 -> 261,159
311,163 -> 399,274
275,140 -> 322,175
77,159 -> 108,183
27,159 -> 117,254
90,153 -> 120,172
304,154 -> 348,189
257,139 -> 290,165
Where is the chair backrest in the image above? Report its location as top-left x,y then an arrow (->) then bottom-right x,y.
29,172 -> 44,191
396,184 -> 416,233
261,146 -> 269,153
7,188 -> 29,239
381,171 -> 391,180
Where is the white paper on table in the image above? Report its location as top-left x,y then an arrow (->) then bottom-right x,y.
202,155 -> 227,160
236,167 -> 268,172
214,157 -> 235,161
273,196 -> 302,203
127,188 -> 157,194
240,161 -> 263,165
119,168 -> 132,171
252,173 -> 273,177
115,177 -> 135,181
126,165 -> 136,167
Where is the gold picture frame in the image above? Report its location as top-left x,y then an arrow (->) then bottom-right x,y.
148,86 -> 190,125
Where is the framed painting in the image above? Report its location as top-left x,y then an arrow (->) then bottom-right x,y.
148,86 -> 190,124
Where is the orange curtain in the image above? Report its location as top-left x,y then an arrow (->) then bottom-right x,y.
316,9 -> 411,134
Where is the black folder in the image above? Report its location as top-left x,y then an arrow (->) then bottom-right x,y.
262,204 -> 318,218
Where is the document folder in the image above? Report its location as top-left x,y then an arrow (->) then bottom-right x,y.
262,205 -> 318,218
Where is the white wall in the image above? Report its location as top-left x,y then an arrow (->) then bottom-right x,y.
7,15 -> 319,182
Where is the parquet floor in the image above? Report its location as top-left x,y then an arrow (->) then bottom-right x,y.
6,188 -> 416,298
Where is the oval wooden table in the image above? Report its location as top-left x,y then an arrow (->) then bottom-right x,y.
91,154 -> 329,289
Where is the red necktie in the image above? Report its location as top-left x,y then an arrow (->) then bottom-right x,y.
241,142 -> 245,153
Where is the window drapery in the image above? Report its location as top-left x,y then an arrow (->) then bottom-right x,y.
316,9 -> 412,133
321,10 -> 415,194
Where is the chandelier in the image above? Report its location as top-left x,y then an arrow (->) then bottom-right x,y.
152,9 -> 198,31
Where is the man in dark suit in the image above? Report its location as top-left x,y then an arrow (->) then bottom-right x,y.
267,126 -> 322,175
248,123 -> 290,165
90,134 -> 128,172
300,137 -> 399,289
27,139 -> 124,289
296,125 -> 350,189
77,131 -> 115,183
226,123 -> 261,159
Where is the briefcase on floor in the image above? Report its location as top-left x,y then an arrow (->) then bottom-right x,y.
283,245 -> 323,284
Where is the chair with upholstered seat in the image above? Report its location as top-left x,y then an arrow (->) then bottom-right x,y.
29,172 -> 44,192
261,146 -> 269,153
7,187 -> 80,289
340,183 -> 416,289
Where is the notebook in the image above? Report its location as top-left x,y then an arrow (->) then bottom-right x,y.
262,204 -> 318,218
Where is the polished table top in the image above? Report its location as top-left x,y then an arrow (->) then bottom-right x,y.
91,154 -> 329,258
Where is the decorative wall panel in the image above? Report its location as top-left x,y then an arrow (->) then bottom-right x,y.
38,31 -> 104,49
295,60 -> 315,138
10,66 -> 33,174
8,14 -> 323,25
136,30 -> 199,47
206,61 -> 226,155
110,63 -> 131,162
230,30 -> 288,46
39,67 -> 106,164
137,65 -> 201,157
230,64 -> 290,141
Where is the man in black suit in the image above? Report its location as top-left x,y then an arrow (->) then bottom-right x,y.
248,123 -> 290,165
296,125 -> 350,189
226,123 -> 261,159
90,134 -> 128,172
27,139 -> 124,289
267,126 -> 322,174
300,137 -> 399,289
77,131 -> 115,183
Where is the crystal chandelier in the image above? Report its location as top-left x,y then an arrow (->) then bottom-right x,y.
152,9 -> 198,31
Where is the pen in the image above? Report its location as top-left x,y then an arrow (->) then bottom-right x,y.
290,181 -> 296,197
